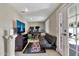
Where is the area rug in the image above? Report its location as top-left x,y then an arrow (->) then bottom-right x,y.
23,43 -> 46,54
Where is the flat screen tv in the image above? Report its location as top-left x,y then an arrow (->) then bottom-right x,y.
16,20 -> 25,33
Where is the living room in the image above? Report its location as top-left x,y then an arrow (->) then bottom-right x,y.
15,19 -> 59,56
1,3 -> 79,56
0,3 -> 60,56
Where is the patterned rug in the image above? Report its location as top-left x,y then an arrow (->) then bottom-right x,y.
23,43 -> 46,54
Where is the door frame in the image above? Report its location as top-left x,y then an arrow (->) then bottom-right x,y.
67,3 -> 79,56
56,4 -> 69,56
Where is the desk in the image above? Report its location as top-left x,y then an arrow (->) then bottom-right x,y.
22,39 -> 39,53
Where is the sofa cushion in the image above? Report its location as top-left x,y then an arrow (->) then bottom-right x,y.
44,33 -> 56,45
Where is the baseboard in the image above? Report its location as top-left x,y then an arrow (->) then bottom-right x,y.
56,48 -> 62,56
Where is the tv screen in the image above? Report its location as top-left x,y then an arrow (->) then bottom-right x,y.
16,20 -> 25,33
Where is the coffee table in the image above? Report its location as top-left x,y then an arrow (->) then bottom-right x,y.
22,39 -> 39,53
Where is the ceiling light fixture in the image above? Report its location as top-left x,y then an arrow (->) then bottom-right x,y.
25,8 -> 29,12
31,18 -> 32,19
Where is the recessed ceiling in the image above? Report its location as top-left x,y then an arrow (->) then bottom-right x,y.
10,3 -> 60,22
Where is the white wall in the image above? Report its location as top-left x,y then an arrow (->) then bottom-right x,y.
45,19 -> 49,33
45,11 -> 57,36
0,4 -> 28,56
28,22 -> 45,32
45,4 -> 68,55
44,4 -> 61,53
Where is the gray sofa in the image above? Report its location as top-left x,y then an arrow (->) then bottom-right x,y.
39,33 -> 57,50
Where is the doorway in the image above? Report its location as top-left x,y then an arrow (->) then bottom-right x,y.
67,4 -> 79,56
57,4 -> 68,56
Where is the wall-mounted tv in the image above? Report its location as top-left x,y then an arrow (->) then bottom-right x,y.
16,20 -> 25,33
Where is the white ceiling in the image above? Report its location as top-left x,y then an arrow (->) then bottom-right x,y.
10,3 -> 60,22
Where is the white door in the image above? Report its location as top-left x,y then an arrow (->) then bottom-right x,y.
67,4 -> 77,56
58,12 -> 64,55
0,28 -> 4,56
67,3 -> 79,56
57,4 -> 68,56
